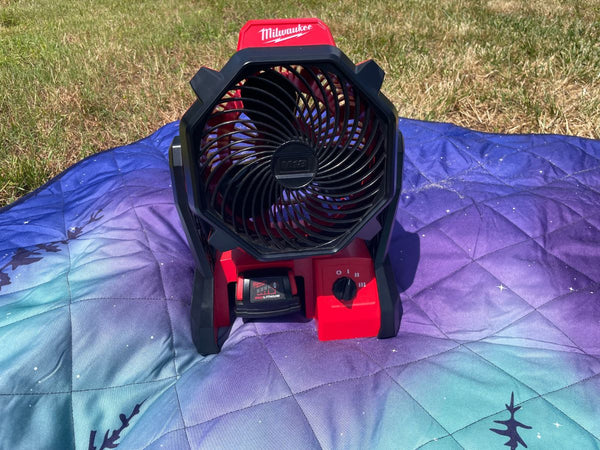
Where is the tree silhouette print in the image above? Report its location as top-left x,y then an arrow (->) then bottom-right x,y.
88,399 -> 145,450
0,210 -> 103,291
490,392 -> 532,450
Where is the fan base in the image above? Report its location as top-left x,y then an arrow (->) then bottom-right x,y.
213,238 -> 383,341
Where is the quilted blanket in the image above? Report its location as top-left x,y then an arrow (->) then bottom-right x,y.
0,119 -> 598,450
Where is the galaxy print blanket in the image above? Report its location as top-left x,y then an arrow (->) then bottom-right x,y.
0,119 -> 599,450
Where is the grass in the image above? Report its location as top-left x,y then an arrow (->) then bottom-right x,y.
1,0 -> 599,207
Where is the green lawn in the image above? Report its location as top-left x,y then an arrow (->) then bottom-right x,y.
1,0 -> 599,206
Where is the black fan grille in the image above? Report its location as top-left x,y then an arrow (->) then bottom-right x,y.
197,64 -> 388,254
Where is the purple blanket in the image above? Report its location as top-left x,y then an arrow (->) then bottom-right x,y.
0,119 -> 598,449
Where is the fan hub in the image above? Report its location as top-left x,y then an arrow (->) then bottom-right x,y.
271,140 -> 317,189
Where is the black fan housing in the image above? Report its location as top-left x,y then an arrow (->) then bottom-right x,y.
179,45 -> 400,261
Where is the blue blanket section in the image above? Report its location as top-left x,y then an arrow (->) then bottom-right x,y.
0,119 -> 599,449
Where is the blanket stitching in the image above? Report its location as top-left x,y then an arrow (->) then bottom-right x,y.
140,394 -> 297,450
144,359 -> 461,449
432,224 -> 600,364
399,180 -> 592,249
547,135 -> 600,166
479,206 -> 600,285
243,324 -> 454,343
399,191 -> 592,267
225,291 -> 589,362
572,175 -> 600,199
109,150 -> 192,450
164,301 -> 192,449
415,372 -> 600,448
70,297 -> 191,305
401,295 -> 600,443
0,297 -> 194,334
253,323 -> 325,449
485,190 -> 587,238
3,123 -> 600,447
527,135 -> 600,172
447,129 -> 600,186
145,353 -> 600,448
402,289 -> 595,359
400,138 -> 599,245
153,334 -> 463,447
348,340 -> 465,449
57,178 -> 77,450
405,217 -> 598,320
467,338 -> 597,359
533,306 -> 600,362
406,274 -> 599,364
464,348 -> 600,441
225,331 -> 466,377
445,136 -> 589,227
0,303 -> 69,331
0,375 -> 177,397
0,198 -> 182,253
0,232 -> 588,349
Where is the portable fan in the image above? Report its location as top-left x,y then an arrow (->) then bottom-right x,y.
169,18 -> 404,355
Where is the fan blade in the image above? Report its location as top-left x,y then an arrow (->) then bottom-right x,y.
240,69 -> 298,137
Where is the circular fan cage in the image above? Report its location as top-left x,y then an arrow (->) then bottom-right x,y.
192,59 -> 396,259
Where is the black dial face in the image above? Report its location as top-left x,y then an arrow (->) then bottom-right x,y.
332,276 -> 357,301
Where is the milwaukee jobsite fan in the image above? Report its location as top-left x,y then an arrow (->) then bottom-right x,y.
169,18 -> 404,355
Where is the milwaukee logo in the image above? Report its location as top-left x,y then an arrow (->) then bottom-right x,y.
280,158 -> 308,172
259,24 -> 313,44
